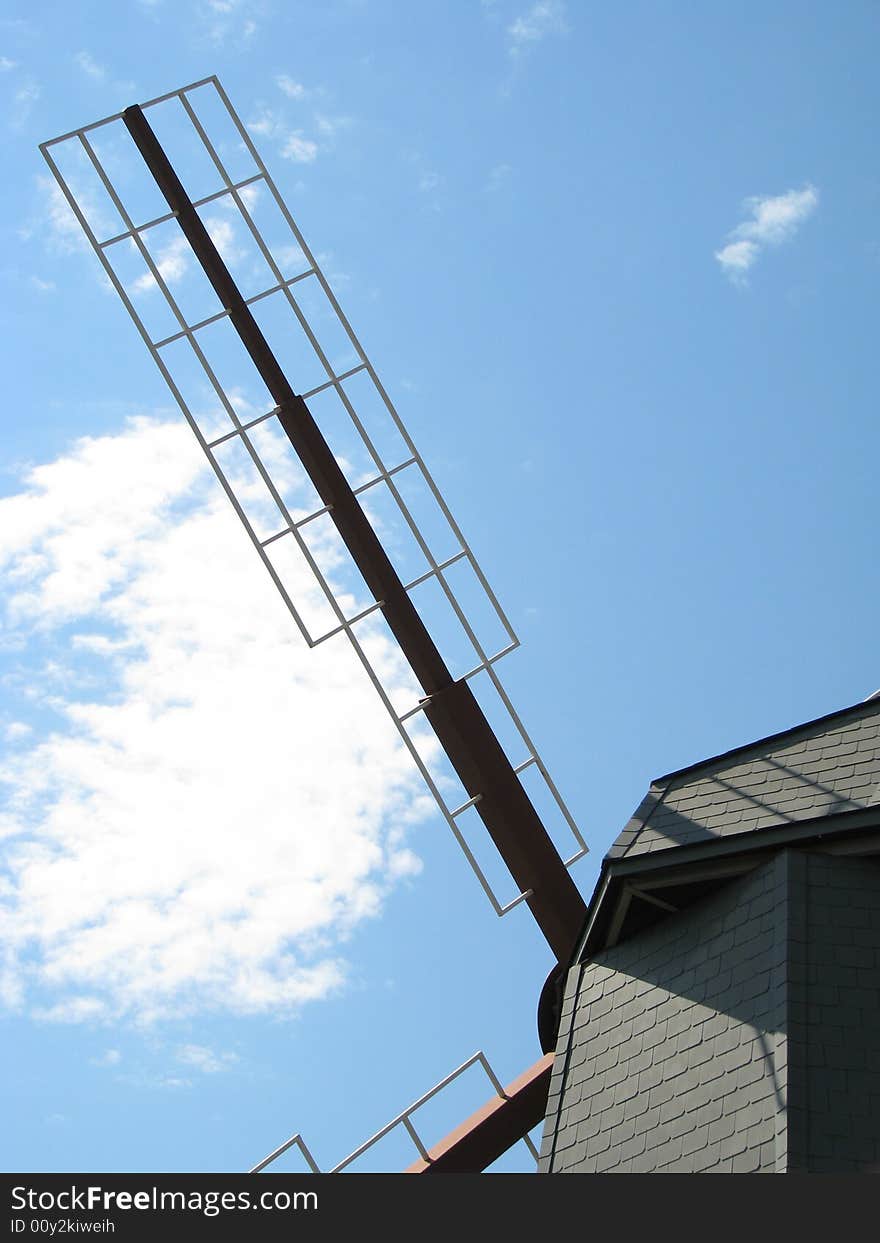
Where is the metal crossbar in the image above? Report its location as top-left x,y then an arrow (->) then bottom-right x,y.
249,1133 -> 321,1176
248,1051 -> 540,1174
39,77 -> 588,926
151,270 -> 315,348
257,457 -> 420,547
98,174 -> 266,248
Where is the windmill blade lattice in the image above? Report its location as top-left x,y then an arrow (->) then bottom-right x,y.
40,76 -> 588,956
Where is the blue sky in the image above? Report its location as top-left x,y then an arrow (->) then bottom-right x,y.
1,0 -> 878,1174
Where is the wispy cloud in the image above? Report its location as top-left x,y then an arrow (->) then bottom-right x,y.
0,18 -> 35,38
90,1048 -> 122,1067
176,1043 -> 237,1074
246,109 -> 278,138
248,82 -> 352,167
247,109 -> 319,163
130,235 -> 190,293
34,997 -> 106,1023
315,113 -> 352,140
204,215 -> 245,264
282,132 -> 318,163
715,184 -> 818,284
247,105 -> 350,165
484,163 -> 512,192
508,0 -> 568,55
276,74 -> 306,99
11,78 -> 39,129
74,51 -> 106,82
34,175 -> 111,255
129,216 -> 243,296
0,418 -> 429,1024
0,55 -> 18,71
199,0 -> 259,46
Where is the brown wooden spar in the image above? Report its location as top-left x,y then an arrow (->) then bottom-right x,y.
405,1054 -> 554,1173
121,103 -> 587,963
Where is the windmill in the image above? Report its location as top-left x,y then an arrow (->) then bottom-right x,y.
40,75 -> 590,1173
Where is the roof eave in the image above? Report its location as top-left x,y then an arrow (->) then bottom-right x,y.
577,803 -> 880,962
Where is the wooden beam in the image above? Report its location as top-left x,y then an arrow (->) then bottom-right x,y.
122,103 -> 587,961
405,1054 -> 554,1173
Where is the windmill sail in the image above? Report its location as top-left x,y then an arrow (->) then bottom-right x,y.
40,76 -> 587,959
249,1049 -> 546,1174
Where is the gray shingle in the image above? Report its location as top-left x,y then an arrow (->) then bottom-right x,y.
610,699 -> 880,860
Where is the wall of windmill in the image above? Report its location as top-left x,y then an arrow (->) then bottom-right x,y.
539,848 -> 880,1172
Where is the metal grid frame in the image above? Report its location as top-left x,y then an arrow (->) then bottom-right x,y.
249,1050 -> 540,1174
40,76 -> 587,917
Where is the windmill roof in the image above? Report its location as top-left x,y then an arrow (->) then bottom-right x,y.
608,696 -> 880,861
538,695 -> 880,1046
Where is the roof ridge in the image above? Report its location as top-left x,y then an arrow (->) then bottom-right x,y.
615,784 -> 668,860
652,696 -> 880,788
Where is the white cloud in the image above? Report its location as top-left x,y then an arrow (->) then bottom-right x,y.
35,997 -> 105,1023
131,235 -> 190,293
0,56 -> 18,71
508,1 -> 568,54
129,218 -> 243,296
0,418 -> 431,1025
282,132 -> 318,164
714,238 -> 758,277
236,182 -> 261,212
247,110 -> 319,164
29,275 -> 56,293
276,75 -> 305,99
418,171 -> 442,194
36,174 -> 115,257
247,98 -> 351,166
0,18 -> 34,36
205,215 -> 245,264
41,177 -> 84,251
11,79 -> 39,129
5,722 -> 32,742
177,1043 -> 237,1073
715,185 -> 818,284
275,243 -> 307,271
199,0 -> 259,46
247,110 -> 278,138
75,51 -> 106,82
314,114 -> 352,140
485,163 -> 512,192
91,1048 -> 122,1067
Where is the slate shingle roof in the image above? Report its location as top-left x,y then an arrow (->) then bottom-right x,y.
609,698 -> 880,861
